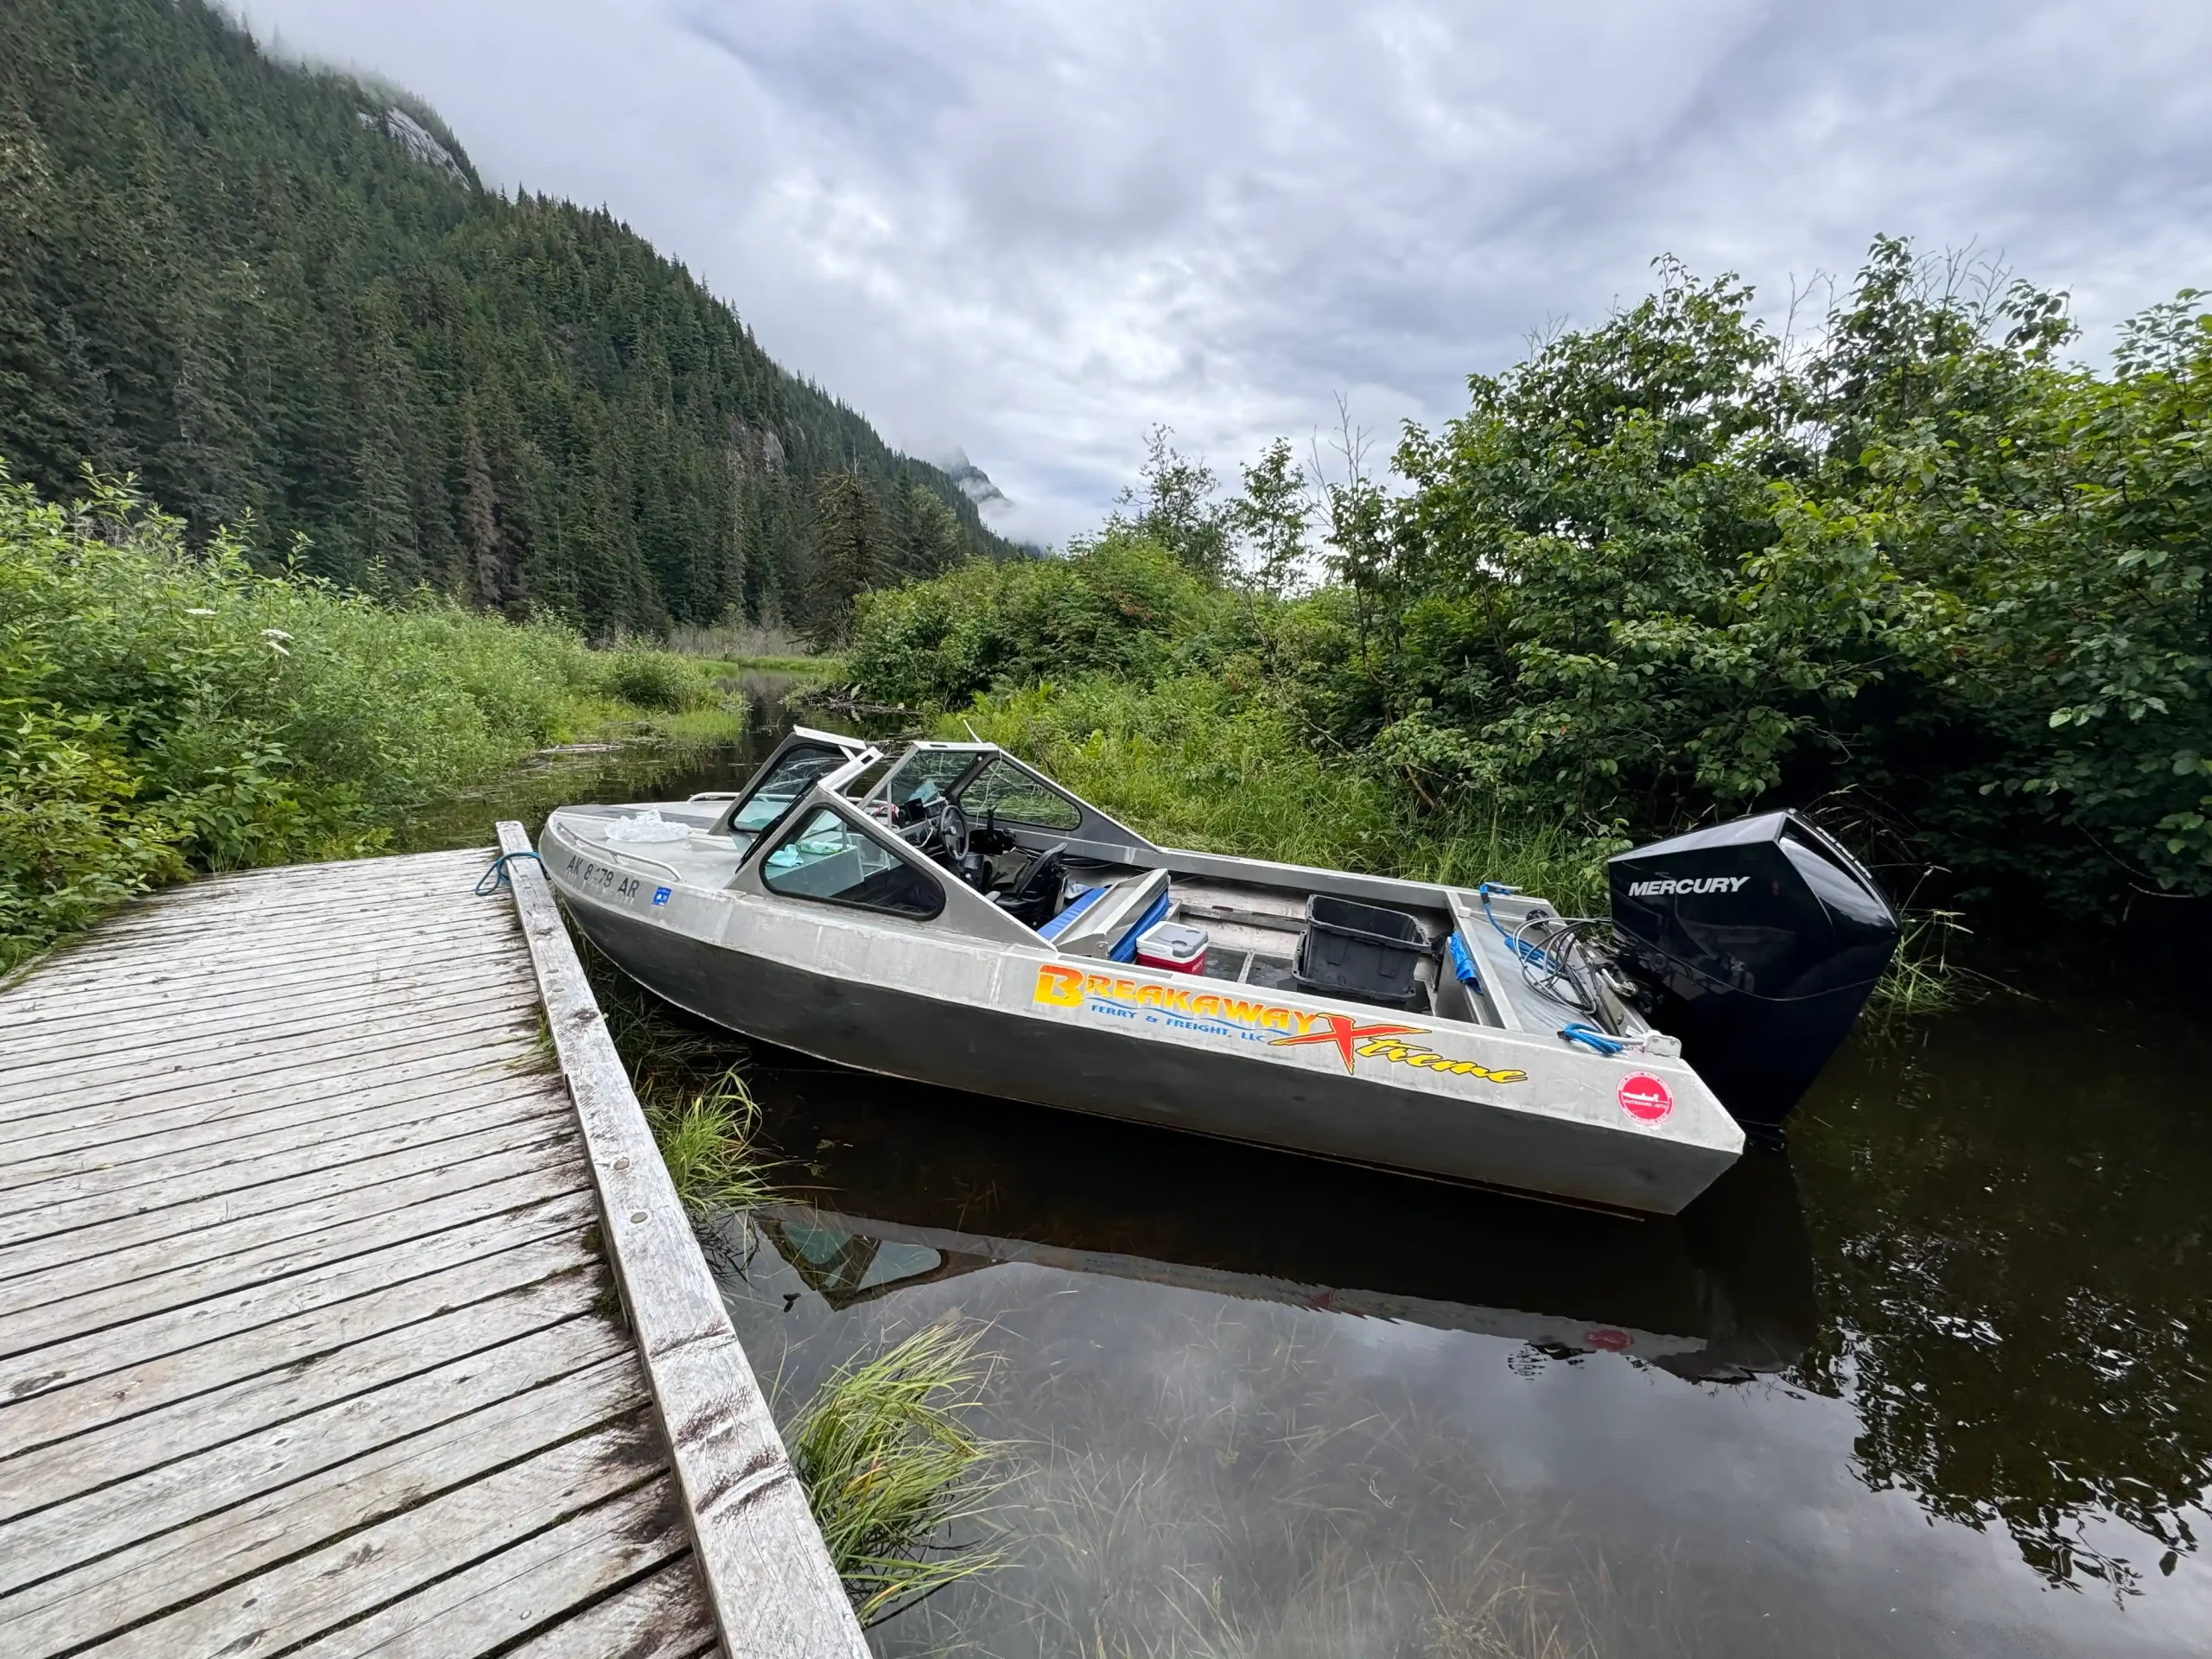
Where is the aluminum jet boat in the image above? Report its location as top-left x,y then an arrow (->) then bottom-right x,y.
543,727 -> 1897,1216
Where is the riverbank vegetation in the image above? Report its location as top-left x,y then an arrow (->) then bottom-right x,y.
850,241 -> 2212,922
0,469 -> 728,970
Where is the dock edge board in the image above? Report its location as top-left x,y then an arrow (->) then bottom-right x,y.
493,821 -> 868,1659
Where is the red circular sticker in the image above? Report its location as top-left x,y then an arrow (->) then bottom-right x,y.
1586,1327 -> 1633,1352
1618,1073 -> 1673,1122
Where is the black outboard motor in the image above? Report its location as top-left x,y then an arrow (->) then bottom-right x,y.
1609,811 -> 1898,1135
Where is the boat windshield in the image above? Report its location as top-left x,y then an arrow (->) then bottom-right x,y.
729,743 -> 856,835
760,806 -> 945,919
959,755 -> 1084,831
874,747 -> 1087,834
878,747 -> 983,810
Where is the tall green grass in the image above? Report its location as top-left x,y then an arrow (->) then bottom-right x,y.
0,469 -> 728,970
788,1319 -> 1007,1627
1865,906 -> 2006,1027
642,1070 -> 775,1215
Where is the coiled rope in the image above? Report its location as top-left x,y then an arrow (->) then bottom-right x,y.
474,849 -> 544,896
1558,1020 -> 1628,1055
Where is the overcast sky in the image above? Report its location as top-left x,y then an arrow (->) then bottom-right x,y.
238,0 -> 2212,545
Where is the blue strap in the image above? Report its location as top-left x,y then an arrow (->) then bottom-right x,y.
1478,884 -> 1551,969
1560,1021 -> 1627,1055
1447,932 -> 1482,988
474,849 -> 543,896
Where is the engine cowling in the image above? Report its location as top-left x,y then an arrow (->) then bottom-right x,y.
1609,810 -> 1898,1135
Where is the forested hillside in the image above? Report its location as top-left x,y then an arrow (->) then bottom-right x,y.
0,0 -> 1004,636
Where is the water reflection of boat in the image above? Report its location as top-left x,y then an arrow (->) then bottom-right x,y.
741,1065 -> 1818,1382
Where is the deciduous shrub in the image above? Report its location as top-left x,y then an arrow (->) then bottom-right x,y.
847,532 -> 1231,709
0,468 -> 700,969
856,240 -> 2212,913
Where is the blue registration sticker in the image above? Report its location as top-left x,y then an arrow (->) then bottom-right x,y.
652,887 -> 671,906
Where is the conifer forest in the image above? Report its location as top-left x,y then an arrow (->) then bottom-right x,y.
0,0 -> 1006,639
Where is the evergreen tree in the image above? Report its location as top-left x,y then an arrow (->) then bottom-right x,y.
461,413 -> 513,613
891,479 -> 966,582
808,467 -> 885,645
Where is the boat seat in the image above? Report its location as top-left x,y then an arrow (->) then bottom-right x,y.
994,842 -> 1070,928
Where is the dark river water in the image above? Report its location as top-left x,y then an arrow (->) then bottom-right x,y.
416,719 -> 2211,1657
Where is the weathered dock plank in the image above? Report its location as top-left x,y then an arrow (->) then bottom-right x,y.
0,1163 -> 591,1356
0,1237 -> 594,1460
0,1269 -> 613,1530
505,1555 -> 721,1659
0,1122 -> 576,1282
0,1139 -> 585,1310
0,1088 -> 567,1247
0,1313 -> 629,1590
0,841 -> 868,1657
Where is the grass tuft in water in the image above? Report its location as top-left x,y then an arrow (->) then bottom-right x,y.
641,1068 -> 773,1215
789,1319 -> 1007,1627
1866,906 -> 2007,1027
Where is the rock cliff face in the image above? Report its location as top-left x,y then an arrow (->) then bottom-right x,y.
939,450 -> 1012,516
356,107 -> 470,185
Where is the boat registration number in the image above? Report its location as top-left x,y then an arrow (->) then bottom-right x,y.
562,852 -> 650,905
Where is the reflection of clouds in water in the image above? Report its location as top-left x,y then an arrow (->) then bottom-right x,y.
718,1237 -> 2210,1658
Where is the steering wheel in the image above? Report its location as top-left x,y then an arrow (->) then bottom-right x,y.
929,795 -> 969,863
898,792 -> 969,864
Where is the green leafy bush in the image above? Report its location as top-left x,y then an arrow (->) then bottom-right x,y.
0,468 -> 645,969
864,240 -> 2212,913
601,644 -> 710,713
1367,245 -> 2212,906
847,531 -> 1230,708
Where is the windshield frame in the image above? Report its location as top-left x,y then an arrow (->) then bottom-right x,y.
710,727 -> 877,845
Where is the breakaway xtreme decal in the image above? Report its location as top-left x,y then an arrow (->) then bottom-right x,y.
1032,964 -> 1527,1082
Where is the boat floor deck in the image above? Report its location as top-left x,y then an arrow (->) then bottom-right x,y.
0,849 -> 721,1659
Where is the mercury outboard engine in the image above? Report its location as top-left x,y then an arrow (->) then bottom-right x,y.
1609,810 -> 1898,1135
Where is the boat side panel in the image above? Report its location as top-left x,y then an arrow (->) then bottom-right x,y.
560,888 -> 1734,1215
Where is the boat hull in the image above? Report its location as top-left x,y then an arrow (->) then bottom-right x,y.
555,875 -> 1738,1216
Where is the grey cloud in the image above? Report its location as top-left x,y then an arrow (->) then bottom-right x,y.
243,0 -> 2212,544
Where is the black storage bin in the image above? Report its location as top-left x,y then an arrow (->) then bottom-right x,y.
1294,894 -> 1430,1010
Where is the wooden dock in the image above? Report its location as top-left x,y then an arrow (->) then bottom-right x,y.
0,831 -> 868,1659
